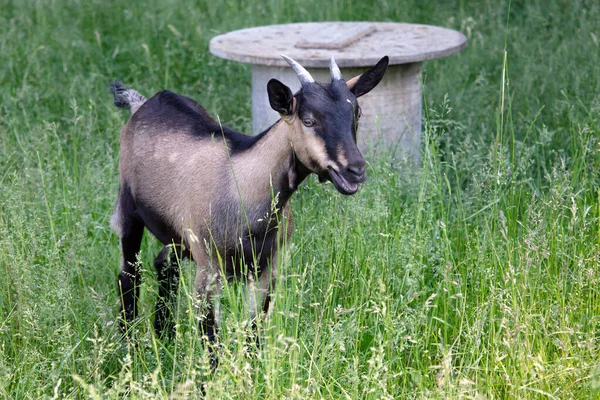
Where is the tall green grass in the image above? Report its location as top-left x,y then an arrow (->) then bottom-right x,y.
1,0 -> 600,398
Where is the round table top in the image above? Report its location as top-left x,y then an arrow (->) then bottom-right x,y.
209,22 -> 467,68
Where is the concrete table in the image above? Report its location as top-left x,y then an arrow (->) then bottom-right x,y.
210,22 -> 467,160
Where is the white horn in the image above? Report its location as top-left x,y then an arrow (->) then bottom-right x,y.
330,55 -> 343,81
281,54 -> 314,85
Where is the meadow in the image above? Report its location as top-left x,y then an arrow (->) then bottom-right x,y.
1,0 -> 600,398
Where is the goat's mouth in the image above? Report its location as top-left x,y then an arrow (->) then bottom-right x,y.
327,167 -> 364,195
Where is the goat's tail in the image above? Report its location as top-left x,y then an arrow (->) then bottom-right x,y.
110,81 -> 147,115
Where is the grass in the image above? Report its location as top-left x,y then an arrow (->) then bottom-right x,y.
1,0 -> 600,398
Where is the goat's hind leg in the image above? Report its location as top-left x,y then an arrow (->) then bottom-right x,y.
113,187 -> 145,335
153,244 -> 186,338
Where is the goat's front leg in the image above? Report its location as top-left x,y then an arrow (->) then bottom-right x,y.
248,259 -> 277,320
194,257 -> 221,369
194,258 -> 221,344
249,206 -> 292,323
254,205 -> 292,318
244,258 -> 278,350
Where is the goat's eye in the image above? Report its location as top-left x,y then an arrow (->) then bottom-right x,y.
302,118 -> 315,127
356,107 -> 362,120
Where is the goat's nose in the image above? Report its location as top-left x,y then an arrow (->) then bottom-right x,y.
346,161 -> 366,179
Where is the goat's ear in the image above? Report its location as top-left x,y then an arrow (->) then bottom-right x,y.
347,56 -> 389,98
267,79 -> 294,116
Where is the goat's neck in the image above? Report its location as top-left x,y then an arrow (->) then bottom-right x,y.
232,120 -> 309,210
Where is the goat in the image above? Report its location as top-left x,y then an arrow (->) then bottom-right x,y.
110,55 -> 389,345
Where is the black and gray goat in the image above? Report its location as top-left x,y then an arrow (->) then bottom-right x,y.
110,55 -> 389,343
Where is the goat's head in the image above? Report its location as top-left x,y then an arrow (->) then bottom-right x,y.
267,55 -> 389,195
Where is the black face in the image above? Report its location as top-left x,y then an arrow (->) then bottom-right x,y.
295,80 -> 366,195
267,55 -> 389,195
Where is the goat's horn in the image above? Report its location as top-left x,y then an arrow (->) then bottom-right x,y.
281,54 -> 314,85
330,55 -> 343,81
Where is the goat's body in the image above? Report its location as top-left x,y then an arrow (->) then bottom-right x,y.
111,55 -> 388,348
115,89 -> 298,271
113,89 -> 301,340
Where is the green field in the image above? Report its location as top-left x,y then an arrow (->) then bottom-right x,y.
1,0 -> 600,398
